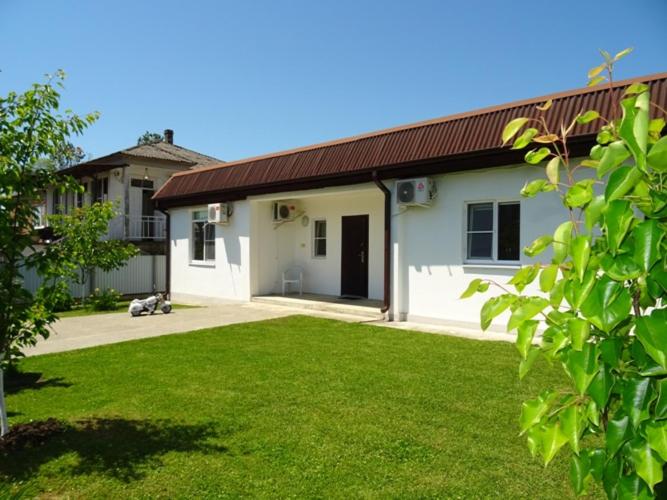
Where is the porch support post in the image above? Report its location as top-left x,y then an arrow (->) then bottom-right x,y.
164,209 -> 171,299
372,171 -> 391,315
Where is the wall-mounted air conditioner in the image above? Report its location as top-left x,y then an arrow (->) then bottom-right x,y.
396,178 -> 437,207
272,200 -> 301,222
208,203 -> 230,224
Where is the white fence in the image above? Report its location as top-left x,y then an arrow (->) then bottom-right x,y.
21,255 -> 166,298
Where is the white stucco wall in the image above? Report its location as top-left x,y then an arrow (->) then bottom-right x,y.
249,185 -> 384,300
169,201 -> 251,303
390,164 -> 563,330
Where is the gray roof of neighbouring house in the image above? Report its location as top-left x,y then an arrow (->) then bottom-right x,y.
60,140 -> 222,177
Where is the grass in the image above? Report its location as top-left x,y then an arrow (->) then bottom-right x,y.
57,301 -> 199,318
2,316 -> 596,498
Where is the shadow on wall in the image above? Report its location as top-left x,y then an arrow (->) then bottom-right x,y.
0,417 -> 229,483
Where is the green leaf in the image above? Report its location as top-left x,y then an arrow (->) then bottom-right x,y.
617,473 -> 653,500
502,117 -> 530,145
606,411 -> 631,457
568,318 -> 590,351
655,379 -> 667,419
635,309 -> 667,369
480,294 -> 515,331
633,219 -> 663,273
562,343 -> 599,395
587,63 -> 606,79
580,276 -> 632,333
516,320 -> 538,360
647,135 -> 667,172
512,127 -> 538,149
600,253 -> 642,281
625,82 -> 649,97
646,421 -> 667,461
524,235 -> 552,257
520,179 -> 553,198
519,390 -> 555,433
525,147 -> 551,165
519,347 -> 540,380
619,92 -> 649,172
570,236 -> 591,281
533,134 -> 559,144
570,454 -> 592,495
588,448 -> 606,481
566,269 -> 596,310
590,144 -> 604,160
597,128 -> 614,145
552,221 -> 573,264
507,297 -> 549,331
549,279 -> 566,308
576,110 -> 600,124
541,421 -> 569,465
460,278 -> 483,299
604,200 -> 633,253
628,438 -> 663,492
621,378 -> 653,429
545,156 -> 560,185
588,75 -> 606,87
560,405 -> 584,454
507,264 -> 540,292
588,364 -> 614,408
597,140 -> 630,178
600,337 -> 623,368
614,47 -> 633,62
605,165 -> 644,201
539,264 -> 558,293
584,195 -> 605,233
565,180 -> 594,208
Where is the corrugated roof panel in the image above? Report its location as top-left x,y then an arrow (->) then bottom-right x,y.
155,74 -> 667,203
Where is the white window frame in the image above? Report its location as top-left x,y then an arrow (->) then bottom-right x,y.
190,209 -> 216,266
312,219 -> 327,258
464,200 -> 521,265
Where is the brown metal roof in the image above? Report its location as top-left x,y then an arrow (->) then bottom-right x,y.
154,72 -> 667,207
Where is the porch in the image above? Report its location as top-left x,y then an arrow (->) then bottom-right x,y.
108,214 -> 167,241
249,185 -> 386,302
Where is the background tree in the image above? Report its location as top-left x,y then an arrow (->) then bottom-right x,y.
462,50 -> 667,497
137,131 -> 164,145
52,142 -> 87,169
0,71 -> 136,439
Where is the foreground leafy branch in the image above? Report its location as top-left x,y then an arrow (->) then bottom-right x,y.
462,50 -> 667,498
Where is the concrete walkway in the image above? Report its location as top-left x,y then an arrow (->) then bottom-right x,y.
26,302 -> 515,357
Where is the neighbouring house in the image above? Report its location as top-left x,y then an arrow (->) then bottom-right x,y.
153,73 -> 667,331
37,129 -> 221,254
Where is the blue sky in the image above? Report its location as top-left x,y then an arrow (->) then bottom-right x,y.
1,0 -> 665,162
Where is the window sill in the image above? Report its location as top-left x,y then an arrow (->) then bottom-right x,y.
463,262 -> 521,270
189,261 -> 215,268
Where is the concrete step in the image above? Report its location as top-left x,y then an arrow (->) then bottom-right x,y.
251,295 -> 385,321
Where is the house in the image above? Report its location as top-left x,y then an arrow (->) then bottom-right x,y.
38,129 -> 221,254
153,73 -> 667,331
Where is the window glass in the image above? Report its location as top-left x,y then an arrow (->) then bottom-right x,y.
467,232 -> 493,259
313,220 -> 327,257
466,203 -> 494,260
192,211 -> 215,262
498,202 -> 520,261
468,203 -> 493,231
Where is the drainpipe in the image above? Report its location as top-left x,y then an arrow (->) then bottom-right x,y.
164,209 -> 171,299
372,171 -> 391,315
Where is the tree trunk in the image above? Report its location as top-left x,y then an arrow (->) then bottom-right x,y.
0,355 -> 8,437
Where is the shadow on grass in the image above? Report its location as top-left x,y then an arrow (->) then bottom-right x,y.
4,371 -> 72,395
0,417 -> 228,482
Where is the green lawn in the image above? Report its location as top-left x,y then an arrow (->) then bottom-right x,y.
1,316 -> 596,498
58,301 -> 199,318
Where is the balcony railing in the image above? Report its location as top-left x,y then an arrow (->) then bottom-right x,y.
108,215 -> 166,240
126,215 -> 167,240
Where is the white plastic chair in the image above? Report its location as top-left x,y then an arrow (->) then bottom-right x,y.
282,266 -> 303,296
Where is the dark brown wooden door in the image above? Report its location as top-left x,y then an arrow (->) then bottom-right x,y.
341,215 -> 369,298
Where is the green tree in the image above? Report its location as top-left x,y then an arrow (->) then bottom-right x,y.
52,142 -> 87,169
462,49 -> 667,497
137,131 -> 163,145
0,71 -> 135,438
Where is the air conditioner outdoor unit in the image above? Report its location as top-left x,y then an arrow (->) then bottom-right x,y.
208,203 -> 230,224
272,200 -> 301,222
396,177 -> 437,207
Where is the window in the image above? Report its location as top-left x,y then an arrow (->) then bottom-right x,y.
95,177 -> 108,203
192,210 -> 215,263
76,182 -> 88,208
466,201 -> 520,262
131,178 -> 154,189
313,219 -> 327,257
